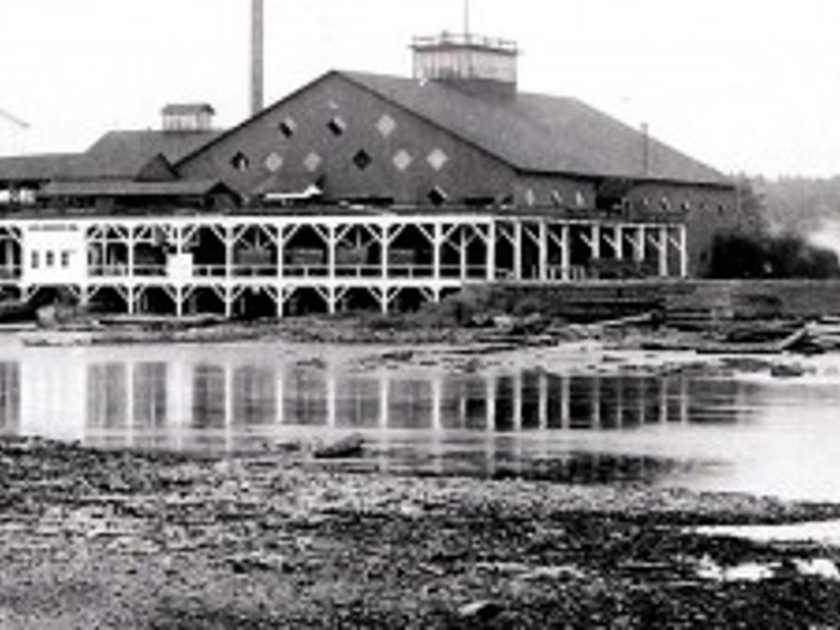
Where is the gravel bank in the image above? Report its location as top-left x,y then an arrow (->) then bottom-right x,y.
1,437 -> 840,628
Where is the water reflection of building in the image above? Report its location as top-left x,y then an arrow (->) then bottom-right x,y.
79,364 -> 750,448
0,352 -> 755,451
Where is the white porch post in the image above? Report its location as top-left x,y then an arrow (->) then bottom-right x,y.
459,225 -> 468,280
591,224 -> 601,260
127,231 -> 135,277
658,225 -> 669,277
225,226 -> 234,279
486,221 -> 497,281
561,225 -> 571,281
127,287 -> 136,316
327,286 -> 337,316
433,222 -> 443,282
513,221 -> 523,280
224,286 -> 233,319
276,286 -> 285,319
381,224 -> 390,280
634,226 -> 646,263
615,225 -> 625,260
538,220 -> 549,281
679,225 -> 689,278
277,225 -> 285,279
327,225 -> 337,281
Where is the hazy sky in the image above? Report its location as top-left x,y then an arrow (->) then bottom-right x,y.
1,0 -> 838,177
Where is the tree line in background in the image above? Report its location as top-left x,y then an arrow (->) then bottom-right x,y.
706,175 -> 840,279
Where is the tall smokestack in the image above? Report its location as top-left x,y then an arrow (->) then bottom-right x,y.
251,0 -> 265,116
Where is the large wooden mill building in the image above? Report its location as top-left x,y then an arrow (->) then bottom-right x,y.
0,22 -> 740,319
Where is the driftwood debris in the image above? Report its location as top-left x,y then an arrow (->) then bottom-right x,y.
695,325 -> 810,355
313,434 -> 365,460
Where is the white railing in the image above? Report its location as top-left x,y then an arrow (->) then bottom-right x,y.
89,264 -> 167,278
85,261 -> 494,281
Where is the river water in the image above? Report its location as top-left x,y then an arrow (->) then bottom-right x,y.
2,337 -> 840,502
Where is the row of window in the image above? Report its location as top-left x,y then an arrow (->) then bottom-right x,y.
278,113 -> 397,141
231,145 -> 451,177
31,250 -> 72,270
231,107 -> 450,177
522,189 -> 730,214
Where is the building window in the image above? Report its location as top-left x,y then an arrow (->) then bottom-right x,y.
642,197 -> 650,209
377,114 -> 397,138
230,152 -> 250,172
428,186 -> 449,206
46,251 -> 55,267
278,117 -> 297,138
393,150 -> 413,172
327,116 -> 347,136
264,152 -> 284,173
718,204 -> 726,215
31,251 -> 39,269
524,189 -> 536,207
575,191 -> 586,208
661,197 -> 671,211
61,251 -> 71,268
427,148 -> 449,171
551,190 -> 564,207
304,152 -> 323,173
681,201 -> 691,212
352,150 -> 373,171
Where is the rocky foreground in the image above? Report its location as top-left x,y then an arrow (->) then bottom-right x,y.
1,437 -> 840,628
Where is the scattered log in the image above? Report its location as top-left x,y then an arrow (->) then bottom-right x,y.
458,600 -> 504,622
313,434 -> 365,460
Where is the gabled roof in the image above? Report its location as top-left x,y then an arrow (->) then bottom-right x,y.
65,130 -> 220,180
340,71 -> 730,187
1,129 -> 222,185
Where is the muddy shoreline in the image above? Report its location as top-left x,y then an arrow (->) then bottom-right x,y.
2,436 -> 840,628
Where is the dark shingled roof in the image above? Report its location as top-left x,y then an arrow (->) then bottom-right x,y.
1,130 -> 221,184
66,130 -> 221,180
41,179 -> 232,198
340,71 -> 730,186
162,103 -> 216,115
0,153 -> 80,183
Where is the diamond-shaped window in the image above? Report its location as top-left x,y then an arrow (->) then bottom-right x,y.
393,150 -> 412,172
304,152 -> 323,173
265,152 -> 284,173
230,152 -> 250,172
278,117 -> 297,138
352,149 -> 373,171
377,114 -> 397,138
428,186 -> 449,206
327,116 -> 347,136
427,148 -> 449,171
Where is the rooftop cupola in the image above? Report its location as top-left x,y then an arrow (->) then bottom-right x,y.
161,103 -> 216,132
411,32 -> 520,96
